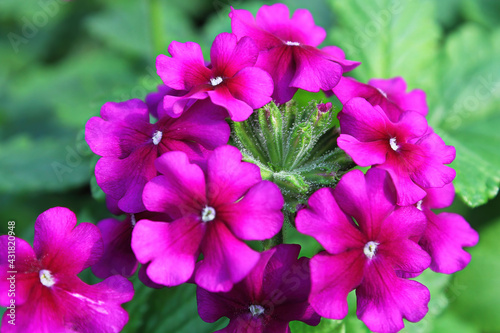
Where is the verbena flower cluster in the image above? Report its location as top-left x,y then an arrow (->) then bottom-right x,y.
1,3 -> 479,333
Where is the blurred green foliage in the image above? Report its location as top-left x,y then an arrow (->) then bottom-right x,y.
0,0 -> 499,332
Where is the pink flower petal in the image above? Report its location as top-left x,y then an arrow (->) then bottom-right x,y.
296,187 -> 365,254
220,181 -> 284,241
85,100 -> 152,158
423,183 -> 455,209
95,146 -> 157,213
207,86 -> 254,122
227,67 -> 274,110
211,33 -> 259,77
333,169 -> 397,239
206,145 -> 262,205
290,46 -> 343,92
337,135 -> 389,166
255,46 -> 297,103
356,259 -> 430,333
196,222 -> 260,292
0,236 -> 38,307
33,207 -> 103,276
420,211 -> 479,274
230,7 -> 282,50
132,217 -> 205,286
309,251 -> 365,319
143,151 -> 206,216
157,41 -> 211,90
339,98 -> 389,142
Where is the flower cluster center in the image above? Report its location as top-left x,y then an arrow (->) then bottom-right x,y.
39,269 -> 56,287
389,137 -> 400,151
285,41 -> 300,46
249,304 -> 265,317
363,241 -> 379,260
152,130 -> 163,145
201,206 -> 216,222
210,76 -> 223,86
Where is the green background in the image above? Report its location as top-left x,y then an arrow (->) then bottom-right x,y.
0,0 -> 499,332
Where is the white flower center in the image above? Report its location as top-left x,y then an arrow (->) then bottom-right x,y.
363,241 -> 379,260
130,213 -> 137,226
152,130 -> 163,145
249,304 -> 265,317
416,200 -> 423,211
285,41 -> 300,46
389,137 -> 400,151
210,76 -> 223,86
39,269 -> 56,287
376,87 -> 388,98
201,206 -> 216,222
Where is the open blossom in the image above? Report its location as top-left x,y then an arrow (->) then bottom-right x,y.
230,3 -> 360,103
197,244 -> 320,332
0,207 -> 134,333
156,32 -> 274,121
296,169 -> 431,333
415,184 -> 479,274
131,145 -> 284,292
85,98 -> 230,213
91,211 -> 172,279
337,97 -> 456,205
333,76 -> 428,122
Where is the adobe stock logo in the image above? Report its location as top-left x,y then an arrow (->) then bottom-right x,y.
6,0 -> 69,53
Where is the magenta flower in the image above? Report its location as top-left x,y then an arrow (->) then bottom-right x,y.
296,169 -> 431,333
156,32 -> 274,121
197,244 -> 320,332
333,76 -> 428,122
337,97 -> 456,205
91,211 -> 172,279
416,184 -> 479,274
230,3 -> 360,103
85,98 -> 230,213
0,207 -> 133,332
131,145 -> 284,292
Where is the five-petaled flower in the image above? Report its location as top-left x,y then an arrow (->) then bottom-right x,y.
0,207 -> 134,333
156,32 -> 274,121
85,98 -> 230,213
296,169 -> 431,333
337,97 -> 456,206
230,3 -> 360,103
197,244 -> 320,332
132,145 -> 284,292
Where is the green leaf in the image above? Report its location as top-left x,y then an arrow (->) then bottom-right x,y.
290,318 -> 343,332
429,25 -> 500,207
447,218 -> 500,332
85,0 -> 197,59
462,0 -> 500,29
328,0 -> 441,89
0,135 -> 90,193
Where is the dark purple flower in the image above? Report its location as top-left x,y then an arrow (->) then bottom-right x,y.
230,3 -> 360,103
85,98 -> 230,213
131,145 -> 285,292
337,97 -> 455,205
156,32 -> 274,121
91,211 -> 172,279
416,184 -> 479,274
0,207 -> 134,332
296,169 -> 431,333
197,244 -> 320,332
333,76 -> 428,122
